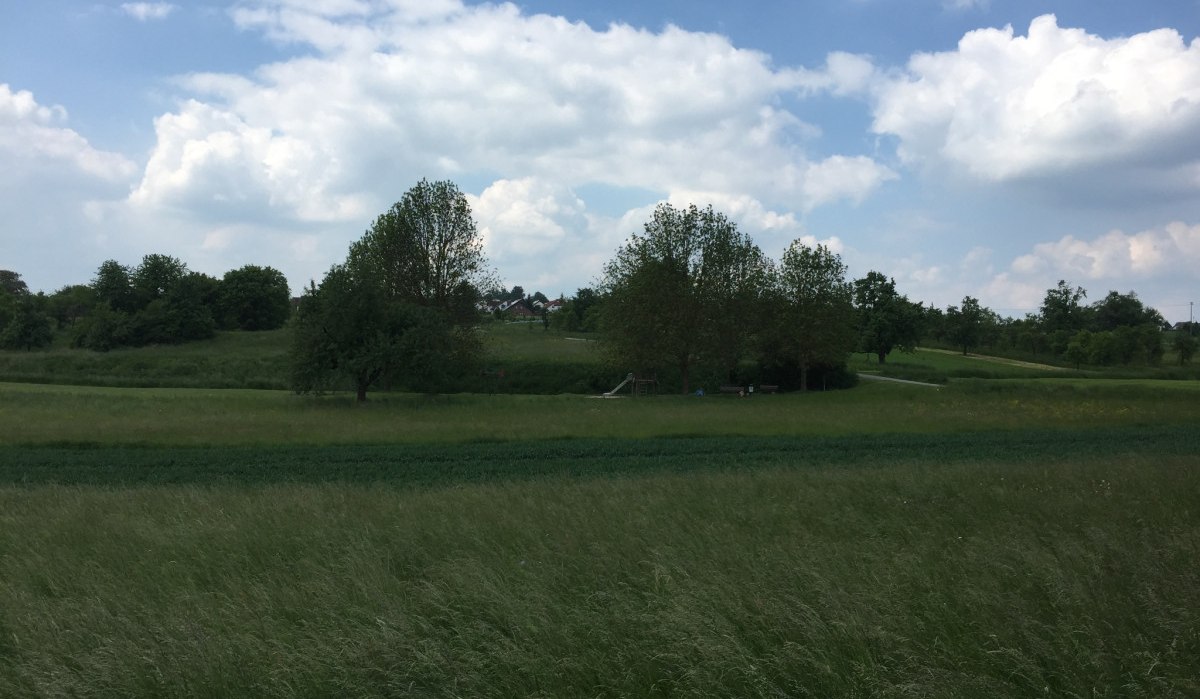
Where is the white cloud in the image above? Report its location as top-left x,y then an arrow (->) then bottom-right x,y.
137,0 -> 891,234
872,15 -> 1200,187
801,156 -> 897,211
1011,222 -> 1200,280
130,99 -> 368,223
963,221 -> 1200,317
470,178 -> 586,258
120,3 -> 176,21
791,52 -> 879,96
0,85 -> 142,292
0,84 -> 137,183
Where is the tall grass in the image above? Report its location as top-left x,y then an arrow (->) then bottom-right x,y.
2,454 -> 1197,697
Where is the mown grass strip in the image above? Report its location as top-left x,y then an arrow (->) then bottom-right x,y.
2,425 -> 1196,488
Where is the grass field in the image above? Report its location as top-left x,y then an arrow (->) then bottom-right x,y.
3,378 -> 1199,446
2,448 -> 1197,697
2,329 -> 1199,696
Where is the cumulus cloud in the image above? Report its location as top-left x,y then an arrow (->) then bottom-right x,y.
872,15 -> 1200,188
0,84 -> 137,183
967,222 -> 1200,316
130,99 -> 368,223
0,85 -> 142,291
1011,222 -> 1200,280
791,52 -> 879,96
132,0 -> 891,237
120,3 -> 176,21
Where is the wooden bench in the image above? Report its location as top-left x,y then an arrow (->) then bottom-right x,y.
718,384 -> 779,396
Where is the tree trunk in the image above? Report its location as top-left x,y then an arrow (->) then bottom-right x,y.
355,378 -> 369,403
877,351 -> 887,364
799,362 -> 809,392
680,358 -> 690,395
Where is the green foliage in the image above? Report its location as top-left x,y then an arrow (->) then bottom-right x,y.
293,180 -> 488,401
131,253 -> 187,305
77,257 -> 218,349
945,295 -> 991,355
1173,332 -> 1197,365
0,295 -> 53,351
601,203 -> 768,392
347,179 -> 488,321
550,287 -> 602,333
291,266 -> 463,400
0,269 -> 29,296
92,259 -> 137,313
218,264 -> 292,330
1040,280 -> 1090,341
46,284 -> 97,328
853,271 -> 923,364
762,241 -> 855,390
1092,290 -> 1163,331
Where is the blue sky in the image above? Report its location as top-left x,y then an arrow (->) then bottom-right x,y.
2,0 -> 1199,322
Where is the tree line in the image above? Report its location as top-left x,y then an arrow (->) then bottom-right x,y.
2,178 -> 1194,396
0,259 -> 291,351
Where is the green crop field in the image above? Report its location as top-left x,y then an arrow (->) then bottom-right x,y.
1,327 -> 1198,696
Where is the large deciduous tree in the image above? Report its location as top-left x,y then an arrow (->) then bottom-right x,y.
946,296 -> 988,355
600,203 -> 767,394
218,265 -> 292,331
291,179 -> 488,402
853,271 -> 923,364
766,242 -> 855,390
1040,280 -> 1090,354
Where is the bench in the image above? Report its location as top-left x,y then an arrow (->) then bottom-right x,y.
719,384 -> 779,396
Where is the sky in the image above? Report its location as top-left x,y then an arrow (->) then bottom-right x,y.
2,0 -> 1199,322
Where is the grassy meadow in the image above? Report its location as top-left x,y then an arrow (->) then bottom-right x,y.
1,327 -> 1199,696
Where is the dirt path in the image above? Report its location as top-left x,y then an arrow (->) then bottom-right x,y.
921,348 -> 1067,371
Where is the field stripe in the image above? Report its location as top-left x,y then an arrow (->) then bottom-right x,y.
1,426 -> 1195,487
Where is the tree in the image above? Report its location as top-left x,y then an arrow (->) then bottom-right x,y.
132,254 -> 188,306
291,266 -> 454,402
853,271 -> 922,364
0,294 -> 53,351
47,285 -> 97,329
1091,290 -> 1163,331
347,179 -> 489,321
946,296 -> 986,355
218,264 -> 292,330
1040,280 -> 1089,354
600,203 -> 767,393
766,242 -> 855,391
292,179 -> 489,402
0,270 -> 29,297
92,260 -> 136,313
551,288 -> 602,333
1175,333 -> 1198,365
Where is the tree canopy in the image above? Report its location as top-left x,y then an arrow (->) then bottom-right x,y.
218,265 -> 292,331
853,271 -> 923,364
291,179 -> 488,401
600,203 -> 767,393
764,242 -> 856,390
